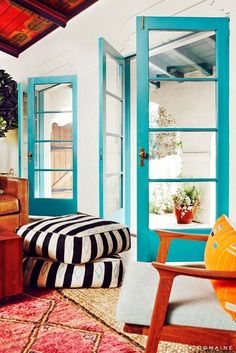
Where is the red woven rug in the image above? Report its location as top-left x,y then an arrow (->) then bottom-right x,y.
0,289 -> 143,353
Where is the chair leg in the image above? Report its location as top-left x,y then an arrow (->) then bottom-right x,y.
145,272 -> 175,353
156,238 -> 171,263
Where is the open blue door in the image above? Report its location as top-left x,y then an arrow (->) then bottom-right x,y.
136,17 -> 229,261
27,75 -> 78,216
99,38 -> 130,225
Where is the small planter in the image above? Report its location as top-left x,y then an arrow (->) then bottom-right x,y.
174,205 -> 196,224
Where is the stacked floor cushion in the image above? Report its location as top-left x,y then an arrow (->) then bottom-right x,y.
17,213 -> 131,288
23,255 -> 123,288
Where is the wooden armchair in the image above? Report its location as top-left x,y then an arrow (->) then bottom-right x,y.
116,230 -> 236,353
0,176 -> 28,231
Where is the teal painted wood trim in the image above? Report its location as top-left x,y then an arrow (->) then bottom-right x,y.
17,83 -> 24,177
27,78 -> 35,207
148,77 -> 217,82
140,16 -> 229,31
35,139 -> 72,143
35,110 -> 73,114
215,19 -> 229,217
17,83 -> 22,177
29,75 -> 76,84
34,169 -> 73,172
71,75 -> 78,213
18,83 -> 28,177
125,59 -> 131,227
136,16 -> 230,262
149,178 -> 217,183
99,37 -> 105,218
149,128 -> 217,132
38,90 -> 45,197
137,17 -> 150,261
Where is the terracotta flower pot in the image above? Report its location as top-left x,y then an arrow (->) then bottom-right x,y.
174,205 -> 196,224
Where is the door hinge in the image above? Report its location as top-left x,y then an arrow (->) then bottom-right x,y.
141,16 -> 145,29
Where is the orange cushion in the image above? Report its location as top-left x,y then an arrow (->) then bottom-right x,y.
0,194 -> 19,215
204,215 -> 236,320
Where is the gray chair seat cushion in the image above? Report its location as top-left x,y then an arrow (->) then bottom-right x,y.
116,261 -> 236,331
23,255 -> 123,288
17,213 -> 130,264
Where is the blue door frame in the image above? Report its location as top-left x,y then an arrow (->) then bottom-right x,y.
18,83 -> 27,177
136,17 -> 229,262
99,38 -> 130,225
27,75 -> 78,216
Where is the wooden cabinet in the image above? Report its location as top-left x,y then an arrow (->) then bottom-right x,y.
0,228 -> 23,299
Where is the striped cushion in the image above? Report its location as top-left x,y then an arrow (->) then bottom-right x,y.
23,255 -> 124,288
17,214 -> 131,265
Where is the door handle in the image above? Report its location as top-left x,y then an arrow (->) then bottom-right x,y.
139,147 -> 148,167
27,151 -> 33,160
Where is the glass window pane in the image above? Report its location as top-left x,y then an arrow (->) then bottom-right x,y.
35,171 -> 73,199
149,31 -> 216,78
106,54 -> 122,97
106,175 -> 122,215
149,182 -> 216,229
149,81 -> 216,128
106,136 -> 122,174
35,142 -> 72,169
106,94 -> 122,134
34,114 -> 72,140
34,83 -> 72,112
149,132 -> 216,179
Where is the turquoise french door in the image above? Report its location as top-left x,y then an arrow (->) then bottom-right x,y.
99,38 -> 130,224
27,75 -> 78,216
137,17 -> 229,261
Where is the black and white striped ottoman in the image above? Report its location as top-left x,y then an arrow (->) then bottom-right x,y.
23,255 -> 124,288
17,213 -> 131,265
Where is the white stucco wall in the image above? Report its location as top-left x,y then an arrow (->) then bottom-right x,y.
0,0 -> 235,226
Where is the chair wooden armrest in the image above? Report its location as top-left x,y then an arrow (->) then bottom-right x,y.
0,176 -> 29,226
155,229 -> 209,263
152,261 -> 236,280
145,262 -> 236,353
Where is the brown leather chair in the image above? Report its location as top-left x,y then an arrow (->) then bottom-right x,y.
0,176 -> 28,232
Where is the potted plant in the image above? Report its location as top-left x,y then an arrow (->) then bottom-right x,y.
172,184 -> 201,224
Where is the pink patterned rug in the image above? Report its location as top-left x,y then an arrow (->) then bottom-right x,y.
0,289 -> 143,353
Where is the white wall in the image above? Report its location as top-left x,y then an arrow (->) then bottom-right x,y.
0,0 -> 235,225
0,130 -> 18,175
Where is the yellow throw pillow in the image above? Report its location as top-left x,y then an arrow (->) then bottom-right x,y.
204,215 -> 236,320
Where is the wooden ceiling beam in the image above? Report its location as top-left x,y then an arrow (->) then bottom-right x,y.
0,40 -> 19,58
12,0 -> 68,27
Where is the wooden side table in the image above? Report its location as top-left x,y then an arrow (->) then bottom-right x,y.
0,228 -> 23,299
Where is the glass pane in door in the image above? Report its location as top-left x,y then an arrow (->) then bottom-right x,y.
106,175 -> 122,214
106,95 -> 122,134
33,82 -> 73,200
149,181 -> 216,229
149,81 -> 216,128
149,131 -> 216,179
35,141 -> 72,169
34,83 -> 72,111
149,31 -> 216,78
106,54 -> 122,97
35,171 -> 73,199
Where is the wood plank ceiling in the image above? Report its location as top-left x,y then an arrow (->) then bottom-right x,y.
0,0 -> 99,57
